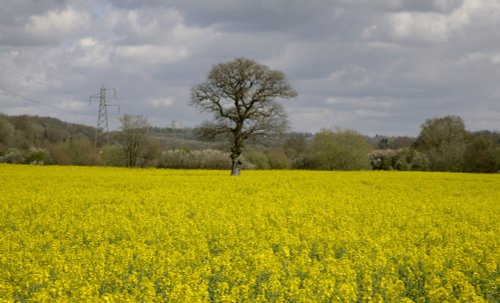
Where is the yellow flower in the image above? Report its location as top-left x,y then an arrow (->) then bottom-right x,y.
0,165 -> 497,302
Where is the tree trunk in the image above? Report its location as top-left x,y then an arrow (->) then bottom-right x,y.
230,131 -> 243,176
230,158 -> 240,176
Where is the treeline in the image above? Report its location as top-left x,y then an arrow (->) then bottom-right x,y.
370,116 -> 500,173
1,113 -> 499,172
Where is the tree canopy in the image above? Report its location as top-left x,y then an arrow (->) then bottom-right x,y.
415,116 -> 468,171
190,57 -> 297,175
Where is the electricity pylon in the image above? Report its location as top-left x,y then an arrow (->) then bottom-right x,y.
89,85 -> 119,147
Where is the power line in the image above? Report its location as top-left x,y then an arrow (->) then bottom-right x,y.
0,57 -> 89,99
0,55 -> 128,117
0,87 -> 45,106
114,96 -> 133,115
0,86 -> 89,115
0,54 -> 148,124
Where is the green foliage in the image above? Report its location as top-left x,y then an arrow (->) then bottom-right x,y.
369,149 -> 429,171
282,135 -> 310,169
463,135 -> 499,173
309,129 -> 373,170
244,151 -> 270,169
265,148 -> 292,169
369,149 -> 398,170
415,116 -> 500,173
244,149 -> 292,170
0,113 -> 498,173
100,145 -> 127,167
25,148 -> 49,165
139,138 -> 162,167
0,117 -> 14,147
48,137 -> 98,166
395,148 -> 430,171
415,116 -> 468,172
0,148 -> 26,164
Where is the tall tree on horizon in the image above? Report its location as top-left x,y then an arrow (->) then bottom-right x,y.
190,57 -> 297,176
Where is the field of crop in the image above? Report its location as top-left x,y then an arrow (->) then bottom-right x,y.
0,164 -> 498,302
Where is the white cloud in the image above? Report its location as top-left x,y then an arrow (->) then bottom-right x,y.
344,109 -> 392,119
388,12 -> 452,42
115,45 -> 190,64
112,7 -> 216,49
456,51 -> 500,66
18,7 -> 90,45
1,0 -> 499,135
27,8 -> 88,35
78,38 -> 98,48
491,53 -> 500,64
150,98 -> 174,108
324,97 -> 406,109
55,99 -> 87,111
288,107 -> 334,132
365,0 -> 500,44
288,106 -> 393,135
113,9 -> 179,43
67,38 -> 112,69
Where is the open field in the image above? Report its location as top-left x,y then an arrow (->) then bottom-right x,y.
0,165 -> 498,302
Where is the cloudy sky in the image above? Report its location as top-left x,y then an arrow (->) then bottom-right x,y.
1,0 -> 499,136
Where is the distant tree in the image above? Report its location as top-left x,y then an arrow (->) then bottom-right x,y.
44,126 -> 70,144
389,136 -> 415,149
310,129 -> 372,170
464,135 -> 499,173
25,148 -> 49,165
243,150 -> 271,169
376,136 -> 389,149
394,148 -> 430,171
414,116 -> 469,171
119,115 -> 153,167
265,148 -> 292,169
190,57 -> 297,176
0,148 -> 25,164
369,149 -> 398,170
140,137 -> 162,167
283,135 -> 310,168
100,145 -> 127,167
48,136 -> 98,165
0,117 -> 14,152
9,116 -> 36,148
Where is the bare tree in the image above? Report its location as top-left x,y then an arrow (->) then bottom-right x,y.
191,58 -> 297,176
120,114 -> 151,167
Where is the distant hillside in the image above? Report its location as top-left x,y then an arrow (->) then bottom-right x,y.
0,113 -> 420,153
0,113 -> 224,151
0,114 -> 96,149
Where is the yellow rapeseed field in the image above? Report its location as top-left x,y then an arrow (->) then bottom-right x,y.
0,164 -> 498,302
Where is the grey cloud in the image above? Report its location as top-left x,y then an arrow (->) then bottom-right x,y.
0,0 -> 67,24
0,1 -> 92,46
107,0 -> 361,39
1,0 -> 499,136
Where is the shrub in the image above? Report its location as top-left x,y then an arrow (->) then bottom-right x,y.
0,148 -> 26,164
